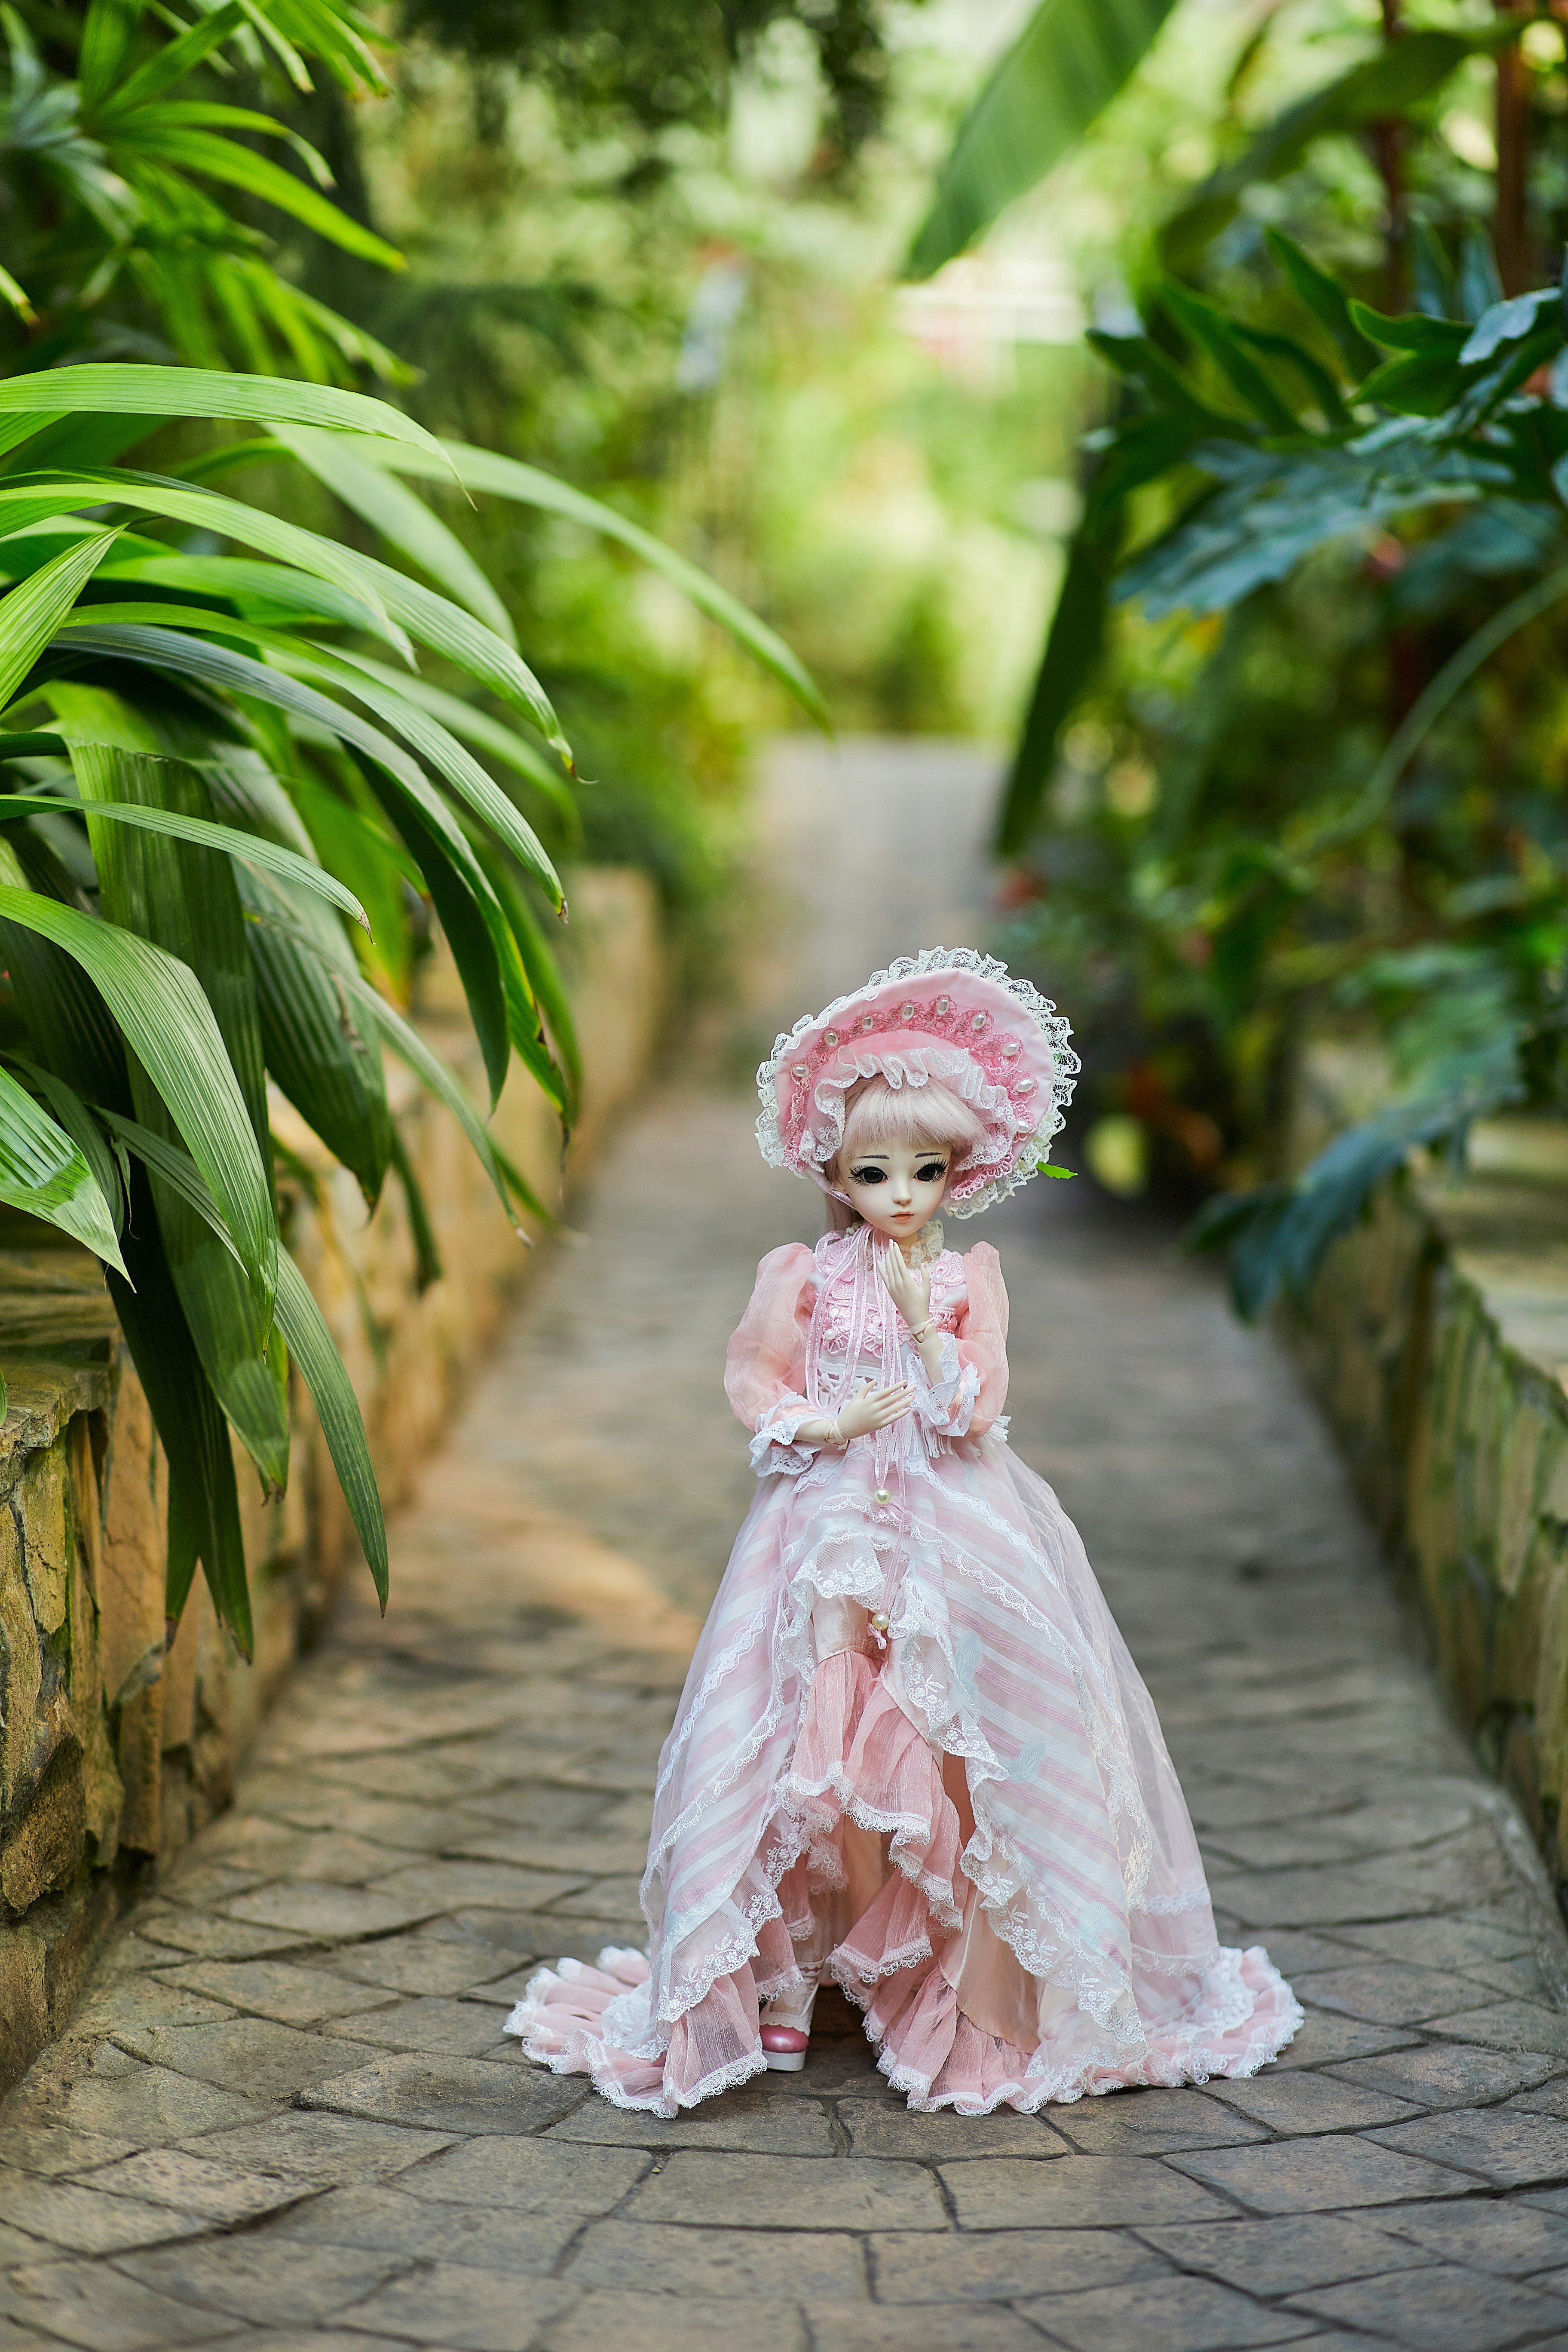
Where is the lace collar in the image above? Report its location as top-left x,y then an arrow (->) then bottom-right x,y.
902,1218 -> 946,1271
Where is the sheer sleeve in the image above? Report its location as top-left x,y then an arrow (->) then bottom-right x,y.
913,1241 -> 1010,1443
723,1243 -> 820,1476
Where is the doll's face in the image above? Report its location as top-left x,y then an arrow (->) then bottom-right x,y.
839,1138 -> 951,1243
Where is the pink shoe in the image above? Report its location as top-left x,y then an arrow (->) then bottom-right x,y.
760,2024 -> 809,2073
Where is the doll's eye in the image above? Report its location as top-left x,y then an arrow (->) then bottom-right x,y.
916,1161 -> 947,1184
850,1165 -> 887,1185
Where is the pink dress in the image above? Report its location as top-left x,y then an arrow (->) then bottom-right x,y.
508,1225 -> 1300,2114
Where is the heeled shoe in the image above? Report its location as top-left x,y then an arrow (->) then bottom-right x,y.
760,2024 -> 810,2072
759,1976 -> 818,2072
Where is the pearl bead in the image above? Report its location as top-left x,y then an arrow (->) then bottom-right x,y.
874,1487 -> 890,1505
823,1029 -> 839,1047
870,1612 -> 890,1632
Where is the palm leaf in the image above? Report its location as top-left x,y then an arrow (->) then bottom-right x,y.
272,421 -> 515,646
247,911 -> 393,1206
0,1060 -> 126,1271
0,528 -> 123,707
104,1159 -> 252,1653
0,865 -> 277,1312
905,0 -> 1179,281
69,739 -> 289,1490
274,1246 -> 386,1604
0,366 -> 450,469
98,1102 -> 389,1608
344,657 -> 578,828
0,789 -> 370,930
14,1056 -> 127,1236
354,435 -> 829,729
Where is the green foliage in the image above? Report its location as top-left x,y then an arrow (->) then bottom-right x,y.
1000,213 -> 1568,1313
1157,25 -> 1520,272
905,0 -> 1181,282
0,0 -> 408,380
396,0 -> 900,168
0,4 -> 826,1654
0,360 -> 812,1650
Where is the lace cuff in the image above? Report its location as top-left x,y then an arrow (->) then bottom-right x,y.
913,1333 -> 980,1439
750,1394 -> 823,1477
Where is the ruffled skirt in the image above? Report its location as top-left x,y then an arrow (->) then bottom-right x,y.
508,1629 -> 1300,2115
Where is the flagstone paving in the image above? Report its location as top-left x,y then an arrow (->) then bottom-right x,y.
6,739 -> 1568,2350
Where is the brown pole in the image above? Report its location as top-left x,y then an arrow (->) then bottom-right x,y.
1373,0 -> 1406,311
1495,0 -> 1529,294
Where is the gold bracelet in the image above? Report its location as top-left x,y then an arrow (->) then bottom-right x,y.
908,1319 -> 934,1344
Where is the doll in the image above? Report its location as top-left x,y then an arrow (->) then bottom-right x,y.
508,948 -> 1301,2114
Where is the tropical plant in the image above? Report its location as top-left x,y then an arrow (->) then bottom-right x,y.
396,0 -> 903,171
0,0 -> 407,380
0,364 -> 821,1663
909,0 -> 1568,1312
0,0 -> 827,1661
905,0 -> 1182,283
997,227 -> 1568,1314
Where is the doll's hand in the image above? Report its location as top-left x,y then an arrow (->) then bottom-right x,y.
878,1242 -> 931,1335
835,1378 -> 915,1441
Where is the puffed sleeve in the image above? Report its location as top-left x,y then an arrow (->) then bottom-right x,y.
723,1243 -> 820,1476
913,1241 -> 1010,1443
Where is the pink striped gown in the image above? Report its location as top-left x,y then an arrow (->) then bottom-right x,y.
508,1226 -> 1300,2113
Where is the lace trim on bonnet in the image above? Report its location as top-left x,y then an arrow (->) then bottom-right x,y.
755,947 -> 1079,1219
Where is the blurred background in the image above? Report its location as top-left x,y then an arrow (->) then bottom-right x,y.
8,0 -> 1567,1320
218,0 -> 1568,1256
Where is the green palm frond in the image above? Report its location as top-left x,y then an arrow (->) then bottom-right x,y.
1,0 -> 402,381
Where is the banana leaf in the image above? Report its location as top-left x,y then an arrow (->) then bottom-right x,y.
996,521 -> 1118,858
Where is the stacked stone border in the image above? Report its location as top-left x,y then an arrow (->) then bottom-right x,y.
0,870 -> 665,2092
1286,1047 -> 1568,1923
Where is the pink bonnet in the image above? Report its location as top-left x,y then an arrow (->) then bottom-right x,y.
755,947 -> 1078,1218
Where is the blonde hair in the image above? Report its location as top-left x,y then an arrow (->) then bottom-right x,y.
823,1075 -> 987,1231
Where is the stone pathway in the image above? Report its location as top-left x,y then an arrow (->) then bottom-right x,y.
6,741 -> 1568,2352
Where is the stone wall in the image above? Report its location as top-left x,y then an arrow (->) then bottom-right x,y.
0,869 -> 665,2090
1284,1044 -> 1568,1908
